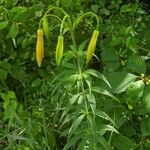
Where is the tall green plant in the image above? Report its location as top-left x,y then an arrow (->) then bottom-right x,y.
34,7 -> 119,149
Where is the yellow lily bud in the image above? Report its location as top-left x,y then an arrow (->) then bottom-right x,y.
86,30 -> 99,64
36,29 -> 44,67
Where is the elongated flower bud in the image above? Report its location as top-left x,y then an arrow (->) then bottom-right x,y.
86,30 -> 99,63
55,35 -> 64,65
36,29 -> 44,67
43,16 -> 49,39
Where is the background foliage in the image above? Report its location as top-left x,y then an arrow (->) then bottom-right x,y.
0,0 -> 150,150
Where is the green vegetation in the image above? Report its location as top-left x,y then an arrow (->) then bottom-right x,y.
0,0 -> 150,149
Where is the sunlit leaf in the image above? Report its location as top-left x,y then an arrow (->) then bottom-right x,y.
99,124 -> 119,135
8,22 -> 19,38
127,80 -> 145,101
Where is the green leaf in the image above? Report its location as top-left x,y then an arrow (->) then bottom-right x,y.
91,4 -> 99,13
109,38 -> 122,47
63,133 -> 82,150
142,85 -> 150,113
60,94 -> 80,122
91,86 -> 118,101
60,115 -> 75,132
77,94 -> 84,104
120,4 -> 132,13
99,124 -> 119,135
126,36 -> 138,52
127,80 -> 145,101
0,69 -> 7,80
4,0 -> 16,7
127,53 -> 146,73
97,134 -> 112,150
0,59 -> 11,71
87,114 -> 96,132
41,82 -> 48,95
31,79 -> 42,87
113,135 -> 135,150
78,40 -> 88,51
106,72 -> 137,93
144,143 -> 150,149
100,8 -> 110,16
63,51 -> 76,62
7,91 -> 16,99
77,140 -> 86,150
22,38 -> 28,49
83,69 -> 111,87
122,126 -> 136,137
125,26 -> 133,35
0,93 -> 8,102
105,62 -> 120,72
0,21 -> 9,31
53,70 -> 76,85
141,117 -> 150,136
63,73 -> 78,83
96,110 -> 115,125
86,93 -> 96,104
69,94 -> 80,105
68,114 -> 85,139
86,94 -> 96,117
102,48 -> 118,61
84,77 -> 92,93
1,91 -> 17,120
8,22 -> 19,38
10,64 -> 26,81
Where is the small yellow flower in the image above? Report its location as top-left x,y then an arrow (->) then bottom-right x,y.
140,74 -> 145,78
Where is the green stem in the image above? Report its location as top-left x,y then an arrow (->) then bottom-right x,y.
71,31 -> 77,50
71,12 -> 99,71
41,99 -> 51,150
44,6 -> 67,16
60,15 -> 68,34
73,12 -> 99,30
71,30 -> 82,75
70,25 -> 81,73
39,14 -> 62,29
45,14 -> 62,22
70,20 -> 82,74
108,109 -> 116,145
